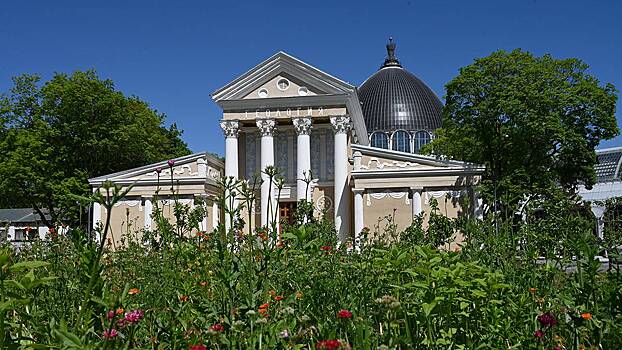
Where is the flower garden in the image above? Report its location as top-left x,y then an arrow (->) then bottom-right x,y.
1,175 -> 621,349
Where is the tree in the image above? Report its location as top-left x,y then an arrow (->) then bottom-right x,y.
0,70 -> 191,227
426,49 -> 618,215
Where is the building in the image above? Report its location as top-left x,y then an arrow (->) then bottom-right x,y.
579,147 -> 622,239
90,40 -> 484,245
0,208 -> 51,246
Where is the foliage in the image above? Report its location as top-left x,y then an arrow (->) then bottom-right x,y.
0,169 -> 620,349
0,71 -> 190,226
425,49 -> 619,214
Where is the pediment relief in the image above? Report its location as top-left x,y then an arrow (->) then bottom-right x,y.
355,156 -> 436,171
242,74 -> 324,100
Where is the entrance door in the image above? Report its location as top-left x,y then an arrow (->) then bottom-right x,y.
279,202 -> 297,226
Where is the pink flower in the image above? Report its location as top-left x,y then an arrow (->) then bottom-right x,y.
155,167 -> 162,174
103,328 -> 118,339
534,329 -> 544,339
106,310 -> 115,320
337,309 -> 353,319
210,323 -> 224,332
124,309 -> 144,324
167,159 -> 175,167
316,339 -> 341,349
189,346 -> 207,350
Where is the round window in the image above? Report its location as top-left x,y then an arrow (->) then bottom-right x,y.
258,89 -> 268,98
277,78 -> 290,91
298,86 -> 308,96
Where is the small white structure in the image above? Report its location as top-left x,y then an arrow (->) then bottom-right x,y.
579,147 -> 622,239
0,208 -> 50,245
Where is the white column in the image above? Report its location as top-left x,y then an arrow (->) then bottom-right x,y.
212,199 -> 220,230
330,115 -> 352,242
143,197 -> 153,230
411,188 -> 422,219
220,120 -> 239,231
473,189 -> 484,220
257,118 -> 276,227
353,188 -> 365,243
92,201 -> 101,230
591,204 -> 605,240
293,116 -> 312,201
7,226 -> 15,241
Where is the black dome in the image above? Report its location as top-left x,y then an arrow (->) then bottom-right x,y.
359,39 -> 443,133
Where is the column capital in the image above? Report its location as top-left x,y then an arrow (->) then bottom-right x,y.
292,116 -> 312,135
352,188 -> 365,194
256,118 -> 277,137
330,115 -> 351,134
220,120 -> 240,138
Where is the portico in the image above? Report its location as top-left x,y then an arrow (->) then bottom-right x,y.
211,52 -> 369,240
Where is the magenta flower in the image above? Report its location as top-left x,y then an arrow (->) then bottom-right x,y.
124,309 -> 144,324
155,167 -> 162,174
107,310 -> 115,320
103,328 -> 118,339
534,329 -> 544,338
167,159 -> 175,167
537,312 -> 557,327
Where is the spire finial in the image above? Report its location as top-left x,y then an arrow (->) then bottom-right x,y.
382,36 -> 401,68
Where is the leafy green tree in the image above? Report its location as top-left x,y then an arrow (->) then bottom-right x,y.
426,49 -> 619,214
0,70 -> 190,227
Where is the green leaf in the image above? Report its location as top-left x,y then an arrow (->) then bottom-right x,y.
9,261 -> 49,271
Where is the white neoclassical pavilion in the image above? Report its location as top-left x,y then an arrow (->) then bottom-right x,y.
211,52 -> 484,241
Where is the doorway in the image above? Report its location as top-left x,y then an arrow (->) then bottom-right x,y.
279,201 -> 297,226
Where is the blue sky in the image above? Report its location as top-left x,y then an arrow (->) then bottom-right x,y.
1,0 -> 620,155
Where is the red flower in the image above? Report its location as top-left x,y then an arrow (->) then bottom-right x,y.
537,313 -> 557,327
320,246 -> 332,251
210,323 -> 224,332
534,329 -> 544,338
189,345 -> 206,350
259,302 -> 270,309
337,309 -> 353,319
274,295 -> 284,301
316,339 -> 341,349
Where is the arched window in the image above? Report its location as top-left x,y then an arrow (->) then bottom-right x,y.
392,130 -> 411,153
414,131 -> 431,153
370,132 -> 389,149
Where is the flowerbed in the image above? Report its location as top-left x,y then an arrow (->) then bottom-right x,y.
1,181 -> 621,349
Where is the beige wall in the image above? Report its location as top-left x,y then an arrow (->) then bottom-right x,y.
362,189 -> 471,246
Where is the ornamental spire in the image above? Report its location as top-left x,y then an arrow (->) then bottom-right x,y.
382,36 -> 402,68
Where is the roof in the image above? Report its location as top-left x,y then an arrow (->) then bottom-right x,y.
88,152 -> 224,186
0,208 -> 50,224
358,40 -> 443,133
594,147 -> 622,182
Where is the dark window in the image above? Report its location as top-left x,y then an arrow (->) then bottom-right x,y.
370,132 -> 389,149
392,130 -> 411,153
414,131 -> 431,153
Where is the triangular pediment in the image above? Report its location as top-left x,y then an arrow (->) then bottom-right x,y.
88,152 -> 224,186
211,51 -> 356,103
